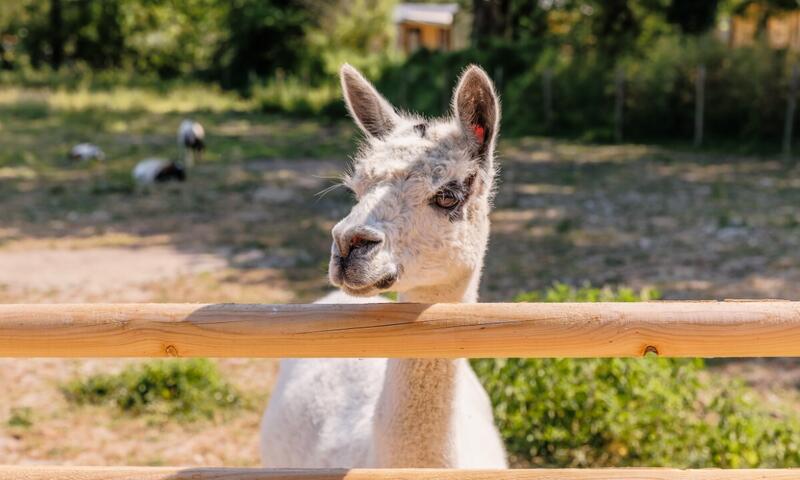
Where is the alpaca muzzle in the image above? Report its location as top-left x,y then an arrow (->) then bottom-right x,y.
328,226 -> 398,295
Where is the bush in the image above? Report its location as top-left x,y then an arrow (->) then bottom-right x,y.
64,359 -> 241,421
473,284 -> 800,467
253,77 -> 343,117
372,36 -> 795,147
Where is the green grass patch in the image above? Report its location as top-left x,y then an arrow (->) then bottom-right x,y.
473,284 -> 800,468
6,407 -> 33,429
64,359 -> 241,421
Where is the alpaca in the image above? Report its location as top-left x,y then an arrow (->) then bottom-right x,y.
260,64 -> 507,468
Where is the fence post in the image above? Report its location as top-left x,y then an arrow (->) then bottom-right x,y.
694,64 -> 706,148
783,64 -> 799,160
614,68 -> 625,143
542,68 -> 553,132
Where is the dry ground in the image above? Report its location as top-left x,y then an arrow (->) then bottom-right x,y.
2,87 -> 800,465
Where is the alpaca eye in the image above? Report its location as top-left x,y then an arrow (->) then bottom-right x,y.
433,190 -> 459,209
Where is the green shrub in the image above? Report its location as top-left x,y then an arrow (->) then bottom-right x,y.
253,78 -> 343,116
369,36 -> 795,147
7,407 -> 33,428
513,282 -> 661,303
473,284 -> 800,467
64,359 -> 241,421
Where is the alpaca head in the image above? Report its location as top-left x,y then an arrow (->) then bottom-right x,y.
329,64 -> 500,297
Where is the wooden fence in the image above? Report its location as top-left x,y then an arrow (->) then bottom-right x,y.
2,301 -> 800,478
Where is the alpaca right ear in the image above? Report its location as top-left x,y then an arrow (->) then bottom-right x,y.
452,65 -> 500,164
340,64 -> 399,139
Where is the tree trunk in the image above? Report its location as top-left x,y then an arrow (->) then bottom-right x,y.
49,0 -> 64,69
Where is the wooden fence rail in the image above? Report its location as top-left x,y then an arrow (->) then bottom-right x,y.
2,301 -> 800,358
0,467 -> 799,480
4,301 -> 800,477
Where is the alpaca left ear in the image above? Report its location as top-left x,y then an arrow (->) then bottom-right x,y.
340,64 -> 399,139
452,65 -> 500,165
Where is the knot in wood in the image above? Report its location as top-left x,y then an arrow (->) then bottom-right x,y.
643,345 -> 659,357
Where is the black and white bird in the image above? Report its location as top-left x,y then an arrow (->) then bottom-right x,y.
132,157 -> 186,187
178,119 -> 205,166
69,143 -> 105,162
131,120 -> 204,188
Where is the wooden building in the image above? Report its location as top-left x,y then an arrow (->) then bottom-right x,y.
393,3 -> 468,53
721,4 -> 800,50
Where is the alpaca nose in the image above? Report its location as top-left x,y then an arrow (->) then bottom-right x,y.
334,226 -> 385,259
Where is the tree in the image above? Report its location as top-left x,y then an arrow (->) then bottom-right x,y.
48,0 -> 63,68
472,0 -> 547,47
667,0 -> 720,34
214,0 -> 311,89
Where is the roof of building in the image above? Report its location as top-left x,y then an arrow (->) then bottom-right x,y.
393,3 -> 459,26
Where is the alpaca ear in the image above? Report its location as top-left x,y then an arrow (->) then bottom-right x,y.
340,64 -> 399,139
452,65 -> 500,163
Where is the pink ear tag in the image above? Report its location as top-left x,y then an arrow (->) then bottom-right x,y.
472,124 -> 485,144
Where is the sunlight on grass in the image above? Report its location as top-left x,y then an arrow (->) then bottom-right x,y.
64,359 -> 243,422
0,84 -> 255,114
253,79 -> 342,115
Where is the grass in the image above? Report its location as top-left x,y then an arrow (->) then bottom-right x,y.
3,82 -> 800,466
64,359 -> 243,422
0,84 -> 354,187
7,407 -> 33,429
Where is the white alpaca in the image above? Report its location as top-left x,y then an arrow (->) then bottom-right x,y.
260,64 -> 507,468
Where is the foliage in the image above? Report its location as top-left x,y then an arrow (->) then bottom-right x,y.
1,0 -> 227,76
254,76 -> 344,117
667,0 -> 720,33
512,282 -> 661,303
213,0 -> 311,89
473,284 -> 800,467
64,359 -> 241,421
373,34 -> 796,146
1,1 -> 799,147
305,0 -> 398,80
6,407 -> 33,428
0,0 -> 395,89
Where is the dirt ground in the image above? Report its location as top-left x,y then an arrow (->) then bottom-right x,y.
2,90 -> 800,465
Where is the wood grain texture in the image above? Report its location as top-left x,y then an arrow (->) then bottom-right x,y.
0,467 -> 798,480
2,301 -> 800,358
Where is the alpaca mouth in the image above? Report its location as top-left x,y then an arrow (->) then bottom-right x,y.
330,261 -> 398,296
340,271 -> 397,296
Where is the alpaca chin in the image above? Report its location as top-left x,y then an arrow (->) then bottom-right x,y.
328,258 -> 398,296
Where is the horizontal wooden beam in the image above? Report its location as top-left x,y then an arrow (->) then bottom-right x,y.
0,467 -> 799,480
1,301 -> 800,358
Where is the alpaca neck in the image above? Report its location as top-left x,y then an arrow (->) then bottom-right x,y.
371,270 -> 480,467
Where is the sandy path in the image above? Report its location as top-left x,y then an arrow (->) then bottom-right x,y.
0,245 -> 277,466
0,246 -> 227,302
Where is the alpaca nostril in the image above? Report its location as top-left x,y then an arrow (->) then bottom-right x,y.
350,235 -> 364,248
337,227 -> 384,258
333,225 -> 384,259
349,235 -> 382,254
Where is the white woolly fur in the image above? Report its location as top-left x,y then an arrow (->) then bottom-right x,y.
260,64 -> 506,468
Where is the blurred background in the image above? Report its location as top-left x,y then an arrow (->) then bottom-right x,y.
2,0 -> 800,470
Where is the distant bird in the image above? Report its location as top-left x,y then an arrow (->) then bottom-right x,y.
132,157 -> 186,187
69,143 -> 105,162
178,119 -> 205,166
